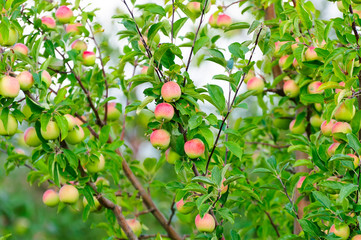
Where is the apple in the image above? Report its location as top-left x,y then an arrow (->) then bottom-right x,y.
247,77 -> 265,94
327,142 -> 340,157
347,154 -> 360,168
289,119 -> 306,134
165,148 -> 180,164
150,129 -> 171,149
83,196 -> 102,211
95,177 -> 110,187
209,14 -> 217,27
122,219 -> 142,237
55,6 -> 73,24
244,70 -> 255,84
335,81 -> 346,94
176,198 -> 194,214
334,102 -> 355,122
217,14 -> 232,28
140,66 -> 148,74
297,176 -> 306,189
220,178 -> 228,194
161,81 -> 181,102
279,55 -> 289,69
0,111 -> 18,136
64,114 -> 77,130
41,16 -> 56,29
59,184 -> 79,204
42,189 -> 59,207
283,79 -> 300,98
305,46 -> 321,61
314,103 -> 323,112
65,125 -> 84,145
329,224 -> 350,240
310,114 -> 323,128
184,138 -> 205,158
24,127 -> 42,147
107,102 -> 121,121
0,76 -> 20,98
66,23 -> 82,35
82,51 -> 96,66
337,1 -> 345,11
292,58 -> 299,68
332,122 -> 352,140
12,43 -> 29,55
71,39 -> 87,51
21,104 -> 33,120
187,2 -> 201,14
17,71 -> 34,91
86,154 -> 105,173
41,70 -> 52,88
274,41 -> 286,55
154,103 -> 174,122
321,119 -> 337,136
74,115 -> 86,126
352,235 -> 361,240
195,213 -> 215,233
307,81 -> 323,94
291,38 -> 299,51
0,28 -> 18,46
40,120 -> 60,140
14,217 -> 30,235
273,108 -> 292,130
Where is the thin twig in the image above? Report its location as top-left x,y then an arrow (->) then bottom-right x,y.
277,176 -> 299,219
171,0 -> 175,43
264,210 -> 281,237
223,0 -> 245,9
167,195 -> 176,225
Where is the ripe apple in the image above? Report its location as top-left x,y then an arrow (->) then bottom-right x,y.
352,235 -> 361,240
186,2 -> 201,14
24,127 -> 42,147
305,46 -> 321,61
274,41 -> 286,55
82,51 -> 96,66
59,184 -> 79,204
40,120 -> 60,140
122,219 -> 142,237
283,79 -> 300,98
86,154 -> 105,173
176,198 -> 194,214
55,6 -> 73,24
247,77 -> 265,94
327,142 -> 340,157
217,14 -> 232,28
184,138 -> 205,158
71,39 -> 87,51
161,81 -> 181,102
140,66 -> 148,74
0,112 -> 18,136
289,120 -> 306,134
83,196 -> 102,211
347,154 -> 359,168
107,102 -> 121,121
17,71 -> 34,91
310,114 -> 323,128
332,122 -> 352,140
0,76 -> 20,98
150,129 -> 171,149
41,70 -> 52,88
334,102 -> 355,122
297,176 -> 306,189
12,43 -> 29,55
41,16 -> 56,29
21,104 -> 33,120
195,213 -> 215,232
321,119 -> 337,136
42,189 -> 59,207
154,103 -> 174,122
0,28 -> 18,46
292,58 -> 299,68
66,23 -> 82,35
65,125 -> 84,145
329,224 -> 350,240
308,81 -> 323,94
209,14 -> 217,27
165,148 -> 180,164
279,55 -> 289,69
64,114 -> 77,130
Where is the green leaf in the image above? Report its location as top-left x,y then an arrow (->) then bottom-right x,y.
192,176 -> 216,186
143,158 -> 157,172
54,115 -> 68,141
312,191 -> 331,209
40,114 -> 51,132
218,208 -> 234,224
206,84 -> 226,113
223,175 -> 244,185
136,96 -> 155,115
211,166 -> 222,187
136,3 -> 166,16
228,42 -> 246,59
296,3 -> 312,29
194,36 -> 210,54
300,94 -> 324,104
338,184 -> 358,202
298,219 -> 323,237
99,125 -> 111,144
224,141 -> 243,159
173,18 -> 188,37
347,133 -> 361,156
224,22 -> 250,32
188,114 -> 202,130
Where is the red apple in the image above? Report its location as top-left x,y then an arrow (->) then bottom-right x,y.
209,14 -> 217,27
40,120 -> 60,140
161,81 -> 181,102
283,79 -> 300,98
71,39 -> 87,51
184,138 -> 205,159
332,122 -> 352,140
12,43 -> 28,55
154,103 -> 174,122
24,127 -> 42,147
66,23 -> 82,35
274,41 -> 286,55
17,71 -> 34,91
122,219 -> 142,237
335,81 -> 345,94
297,176 -> 306,189
329,224 -> 350,240
41,16 -> 56,29
327,142 -> 340,157
150,129 -> 171,149
247,77 -> 264,94
42,189 -> 59,207
195,213 -> 215,232
55,6 -> 73,24
82,51 -> 96,66
307,81 -> 323,94
0,76 -> 20,98
140,66 -> 148,74
217,14 -> 232,28
347,153 -> 359,168
41,70 -> 52,88
305,46 -> 321,61
59,184 -> 79,204
321,120 -> 337,136
279,55 -> 289,70
352,235 -> 361,240
176,198 -> 194,214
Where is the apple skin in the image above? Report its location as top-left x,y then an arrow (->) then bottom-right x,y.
247,77 -> 265,94
195,213 -> 216,233
24,127 -> 42,147
176,198 -> 194,214
297,176 -> 306,189
307,81 -> 323,94
41,70 -> 52,88
310,114 -> 323,128
329,224 -> 350,240
209,14 -> 218,27
220,178 -> 228,194
55,6 -> 73,24
165,148 -> 180,164
186,1 -> 210,15
17,71 -> 34,91
217,14 -> 232,28
274,41 -> 286,55
283,79 -> 300,98
121,219 -> 142,237
184,138 -> 205,159
244,70 -> 255,84
161,81 -> 181,102
140,66 -> 148,74
83,196 -> 102,212
321,119 -> 337,136
107,102 -> 121,121
0,76 -> 20,98
352,235 -> 361,240
64,114 -> 77,130
347,154 -> 360,168
154,103 -> 174,122
0,28 -> 18,46
95,177 -> 110,187
334,102 -> 355,122
0,113 -> 18,136
86,154 -> 105,173
65,125 -> 85,145
12,43 -> 29,55
332,122 -> 352,141
292,58 -> 299,68
305,46 -> 321,61
41,16 -> 56,29
59,185 -> 79,204
289,120 -> 306,134
279,55 -> 289,70
66,23 -> 82,35
42,189 -> 59,207
327,142 -> 340,157
82,51 -> 96,66
40,121 -> 60,140
314,103 -> 323,112
150,129 -> 171,150
71,39 -> 87,51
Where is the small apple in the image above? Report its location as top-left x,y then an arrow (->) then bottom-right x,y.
327,142 -> 340,157
71,39 -> 87,51
82,51 -> 96,66
161,81 -> 181,102
332,122 -> 352,140
12,43 -> 29,55
244,70 -> 255,84
66,23 -> 82,35
95,177 -> 110,187
247,77 -> 264,94
122,219 -> 142,237
17,71 -> 34,91
186,2 -> 201,14
165,148 -> 180,164
314,103 -> 323,112
195,213 -> 215,233
41,16 -> 56,29
64,114 -> 77,130
40,120 -> 60,140
352,235 -> 361,240
274,41 -> 286,55
150,129 -> 171,149
347,154 -> 359,168
42,189 -> 59,207
307,81 -> 323,94
0,112 -> 18,136
154,103 -> 174,122
209,14 -> 218,27
24,127 -> 42,147
217,14 -> 232,28
107,102 -> 121,121
283,79 -> 300,98
329,224 -> 350,240
86,154 -> 105,173
297,176 -> 306,189
305,46 -> 321,61
59,184 -> 79,204
0,28 -> 18,46
184,138 -> 205,158
41,70 -> 52,88
321,119 -> 337,136
55,6 -> 73,24
65,125 -> 84,145
0,76 -> 20,98
176,198 -> 194,214
292,58 -> 299,68
279,55 -> 289,70
310,114 -> 323,128
334,102 -> 355,122
289,119 -> 306,134
140,66 -> 148,74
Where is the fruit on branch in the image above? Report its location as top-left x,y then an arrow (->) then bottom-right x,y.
17,71 -> 34,91
154,103 -> 174,122
274,41 -> 286,55
329,224 -> 350,240
59,184 -> 79,204
0,28 -> 18,46
291,38 -> 299,51
41,70 -> 52,88
64,114 -> 77,130
292,58 -> 299,68
352,235 -> 361,240
334,102 -> 355,122
66,23 -> 82,35
74,115 -> 87,126
12,43 -> 29,55
335,81 -> 346,94
327,142 -> 340,157
176,198 -> 194,214
122,219 -> 142,237
40,120 -> 60,140
310,114 -> 323,128
184,138 -> 205,159
246,77 -> 264,94
217,14 -> 232,28
289,120 -> 306,134
86,154 -> 105,173
347,154 -> 359,168
305,46 -> 321,61
140,66 -> 148,74
107,102 -> 121,121
195,213 -> 215,232
83,196 -> 102,211
55,6 -> 73,24
279,55 -> 289,70
0,112 -> 17,136
0,76 -> 20,98
314,103 -> 323,112
220,178 -> 228,194
321,119 -> 337,136
42,189 -> 59,207
65,125 -> 85,145
24,127 -> 42,147
209,13 -> 217,27
41,16 -> 56,29
165,148 -> 180,164
161,81 -> 181,102
307,81 -> 323,94
150,129 -> 171,149
332,122 -> 352,141
186,1 -> 210,15
82,51 -> 96,66
297,176 -> 306,189
244,70 -> 255,84
95,177 -> 110,187
71,39 -> 87,51
283,79 -> 300,98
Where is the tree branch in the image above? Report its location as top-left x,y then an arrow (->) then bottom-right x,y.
264,210 -> 281,237
277,176 -> 299,219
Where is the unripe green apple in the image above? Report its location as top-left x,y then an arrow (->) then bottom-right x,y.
334,102 -> 355,122
195,213 -> 215,232
12,43 -> 29,55
41,70 -> 52,88
82,51 -> 96,66
297,176 -> 306,189
59,184 -> 79,204
279,55 -> 289,70
347,154 -> 359,168
216,14 -> 232,28
41,16 -> 56,29
0,76 -> 20,98
283,79 -> 300,98
86,154 -> 105,173
71,39 -> 87,51
24,127 -> 42,147
307,81 -> 323,94
0,112 -> 18,136
310,114 -> 323,128
150,129 -> 171,149
329,224 -> 350,240
40,121 -> 60,140
21,104 -> 33,120
289,119 -> 306,134
17,71 -> 34,91
154,103 -> 174,122
327,142 -> 340,157
352,234 -> 361,240
42,189 -> 59,207
321,119 -> 337,136
0,28 -> 18,46
273,108 -> 292,130
14,217 -> 30,235
161,81 -> 181,102
95,177 -> 110,187
121,219 -> 142,237
65,125 -> 84,145
66,23 -> 82,35
176,198 -> 194,214
64,114 -> 77,130
55,6 -> 73,24
247,77 -> 264,94
165,148 -> 180,164
83,196 -> 102,211
107,102 -> 121,121
184,138 -> 205,159
337,1 -> 345,12
332,122 -> 352,140
305,46 -> 321,61
314,103 -> 323,112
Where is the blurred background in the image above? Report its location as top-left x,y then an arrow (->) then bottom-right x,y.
0,0 -> 336,239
